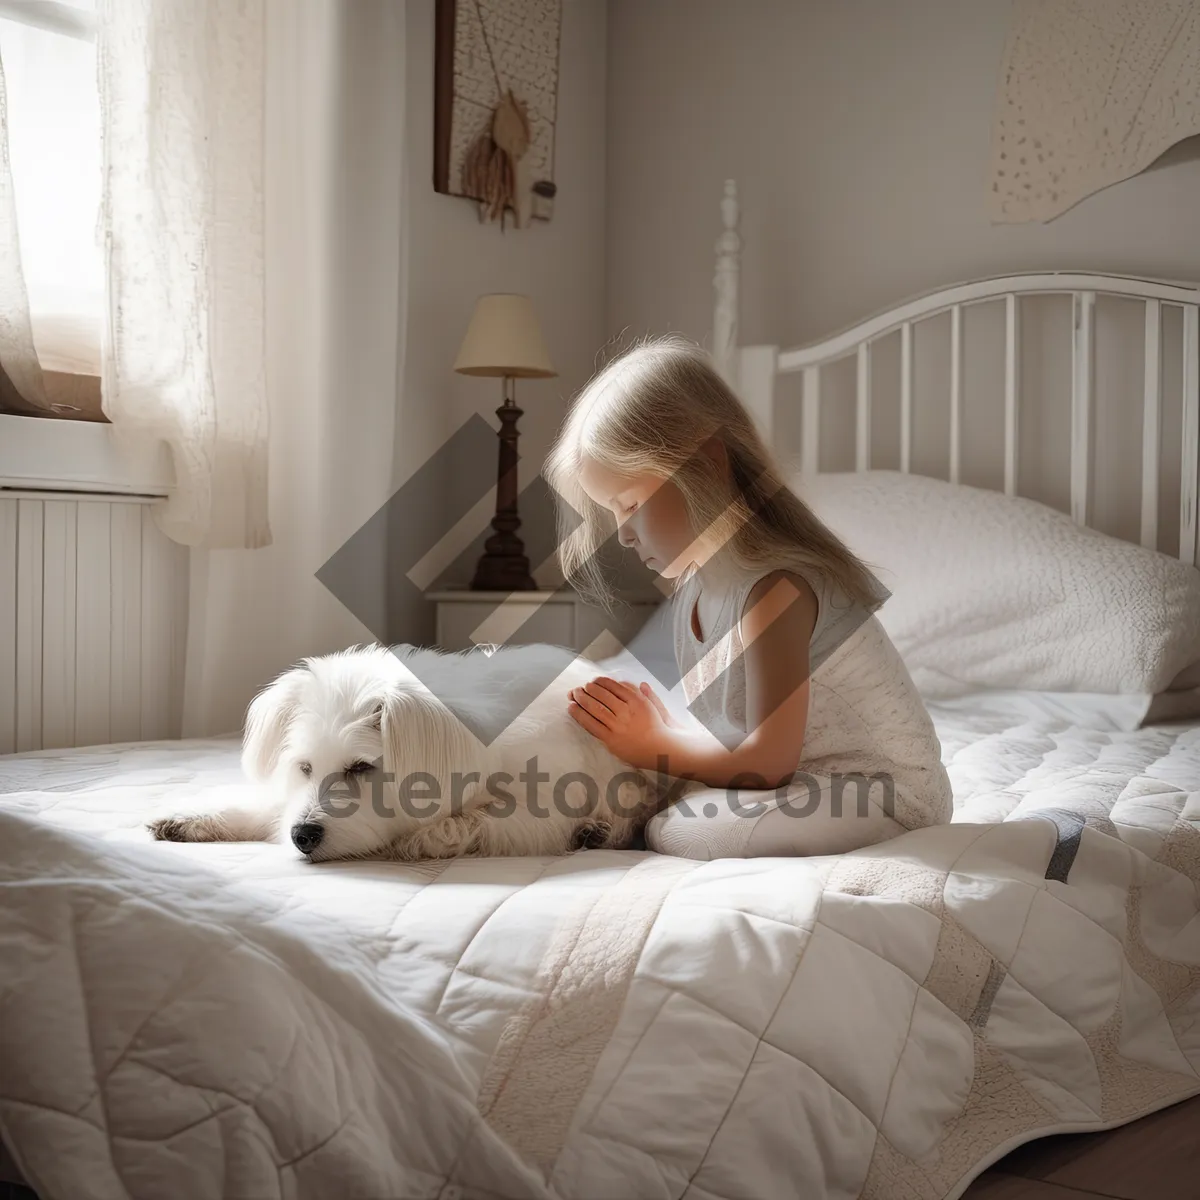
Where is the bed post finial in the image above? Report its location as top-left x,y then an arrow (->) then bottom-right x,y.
713,179 -> 740,386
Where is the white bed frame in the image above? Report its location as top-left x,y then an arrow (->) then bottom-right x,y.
711,179 -> 1200,567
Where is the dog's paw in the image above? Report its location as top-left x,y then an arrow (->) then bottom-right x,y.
148,815 -> 220,843
571,820 -> 613,851
387,813 -> 484,861
148,816 -> 191,841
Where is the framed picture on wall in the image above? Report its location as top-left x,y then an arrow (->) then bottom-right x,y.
433,0 -> 562,228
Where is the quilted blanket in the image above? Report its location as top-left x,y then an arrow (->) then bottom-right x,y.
1,708 -> 1199,1200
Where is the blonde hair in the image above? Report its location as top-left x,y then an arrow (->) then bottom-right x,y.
545,334 -> 885,612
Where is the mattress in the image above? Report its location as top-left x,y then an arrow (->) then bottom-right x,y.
0,702 -> 1198,1200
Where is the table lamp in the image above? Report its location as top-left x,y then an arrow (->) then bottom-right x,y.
454,293 -> 557,591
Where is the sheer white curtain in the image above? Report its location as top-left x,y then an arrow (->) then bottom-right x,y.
181,0 -> 406,735
98,0 -> 270,548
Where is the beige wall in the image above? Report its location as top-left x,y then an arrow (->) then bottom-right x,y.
605,0 -> 1200,545
394,0 -> 1200,628
606,0 -> 1200,350
398,0 -> 607,633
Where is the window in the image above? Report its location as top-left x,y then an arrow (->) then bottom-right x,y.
0,0 -> 103,421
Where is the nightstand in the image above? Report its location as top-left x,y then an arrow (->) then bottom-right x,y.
429,587 -> 664,659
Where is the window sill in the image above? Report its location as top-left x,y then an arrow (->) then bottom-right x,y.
1,360 -> 106,423
0,411 -> 173,498
39,369 -> 108,422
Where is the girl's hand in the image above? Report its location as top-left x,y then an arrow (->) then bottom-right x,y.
637,680 -> 679,728
568,677 -> 674,769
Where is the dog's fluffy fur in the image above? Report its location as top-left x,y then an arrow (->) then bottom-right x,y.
149,643 -> 658,862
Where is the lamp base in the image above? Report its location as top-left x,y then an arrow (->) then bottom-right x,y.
470,546 -> 538,592
470,387 -> 539,593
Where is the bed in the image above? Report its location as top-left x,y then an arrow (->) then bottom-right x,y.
2,181 -> 1199,1200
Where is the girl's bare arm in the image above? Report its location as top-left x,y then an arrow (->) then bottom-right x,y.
569,572 -> 817,790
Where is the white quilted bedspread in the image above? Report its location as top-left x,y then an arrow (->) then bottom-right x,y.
1,707 -> 1199,1200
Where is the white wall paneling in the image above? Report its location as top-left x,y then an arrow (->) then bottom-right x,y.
41,501 -> 77,750
74,501 -> 113,747
0,492 -> 188,753
15,500 -> 43,753
110,503 -> 143,740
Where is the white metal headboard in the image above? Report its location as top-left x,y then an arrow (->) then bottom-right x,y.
712,179 -> 1200,566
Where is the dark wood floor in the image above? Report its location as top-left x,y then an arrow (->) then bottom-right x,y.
961,1093 -> 1200,1199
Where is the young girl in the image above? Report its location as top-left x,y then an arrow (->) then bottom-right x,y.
544,335 -> 953,858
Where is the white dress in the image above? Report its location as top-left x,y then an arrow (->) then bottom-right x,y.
646,565 -> 954,860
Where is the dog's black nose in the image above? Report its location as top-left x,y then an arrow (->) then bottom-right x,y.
291,822 -> 324,854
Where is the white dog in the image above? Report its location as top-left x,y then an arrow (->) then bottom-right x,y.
149,643 -> 660,862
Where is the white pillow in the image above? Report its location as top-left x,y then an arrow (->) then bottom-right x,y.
796,470 -> 1200,702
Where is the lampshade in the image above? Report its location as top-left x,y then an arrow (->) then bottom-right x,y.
453,293 -> 557,379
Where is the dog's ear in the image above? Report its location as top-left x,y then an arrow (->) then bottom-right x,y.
378,681 -> 480,811
241,665 -> 310,782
